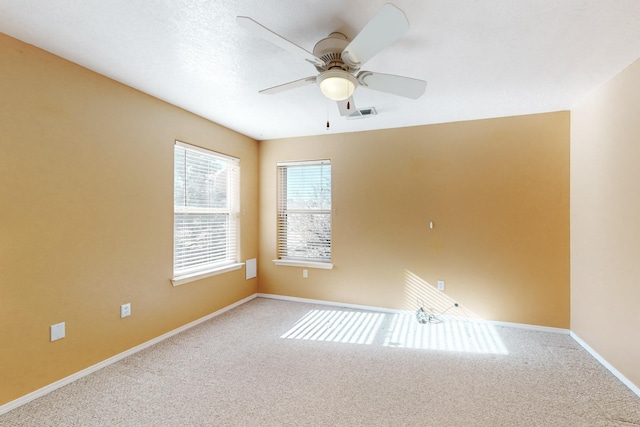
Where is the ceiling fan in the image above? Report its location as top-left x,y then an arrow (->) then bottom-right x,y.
237,3 -> 427,117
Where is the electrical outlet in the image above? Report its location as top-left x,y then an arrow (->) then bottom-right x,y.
303,269 -> 308,278
120,303 -> 131,318
50,322 -> 65,341
437,280 -> 445,291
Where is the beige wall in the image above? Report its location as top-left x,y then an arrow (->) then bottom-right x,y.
0,34 -> 259,405
0,29 -> 578,407
571,58 -> 640,388
259,112 -> 570,328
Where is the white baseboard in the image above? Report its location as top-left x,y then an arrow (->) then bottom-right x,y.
256,293 -> 570,334
257,293 -> 410,314
570,331 -> 640,398
487,319 -> 569,334
0,293 -> 257,416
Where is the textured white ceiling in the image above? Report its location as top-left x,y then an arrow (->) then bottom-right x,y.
2,1 -> 640,140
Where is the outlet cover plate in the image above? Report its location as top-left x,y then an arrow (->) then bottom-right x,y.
51,322 -> 65,341
437,280 -> 445,291
246,258 -> 257,280
121,303 -> 131,318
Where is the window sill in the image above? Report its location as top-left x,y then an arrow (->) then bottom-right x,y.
272,259 -> 334,270
172,262 -> 244,286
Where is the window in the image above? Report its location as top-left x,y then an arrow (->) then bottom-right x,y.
173,141 -> 240,283
276,160 -> 332,268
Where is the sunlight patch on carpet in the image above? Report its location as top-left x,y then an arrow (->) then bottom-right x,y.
383,313 -> 508,354
281,309 -> 508,354
280,309 -> 385,345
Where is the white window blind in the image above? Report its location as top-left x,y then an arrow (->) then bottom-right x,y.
174,141 -> 240,278
277,160 -> 331,262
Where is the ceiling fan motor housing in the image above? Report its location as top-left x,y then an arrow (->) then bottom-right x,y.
313,32 -> 354,73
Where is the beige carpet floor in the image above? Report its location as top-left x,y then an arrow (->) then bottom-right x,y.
1,297 -> 640,426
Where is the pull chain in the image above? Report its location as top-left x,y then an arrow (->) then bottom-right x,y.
326,98 -> 330,130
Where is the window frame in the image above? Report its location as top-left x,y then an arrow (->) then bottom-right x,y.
172,141 -> 242,286
274,159 -> 333,270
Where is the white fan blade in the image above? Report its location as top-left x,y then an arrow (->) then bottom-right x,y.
337,97 -> 357,116
237,16 -> 325,68
259,76 -> 317,94
358,71 -> 426,99
341,4 -> 409,69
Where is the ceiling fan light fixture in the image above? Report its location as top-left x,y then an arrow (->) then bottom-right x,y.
317,70 -> 357,101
